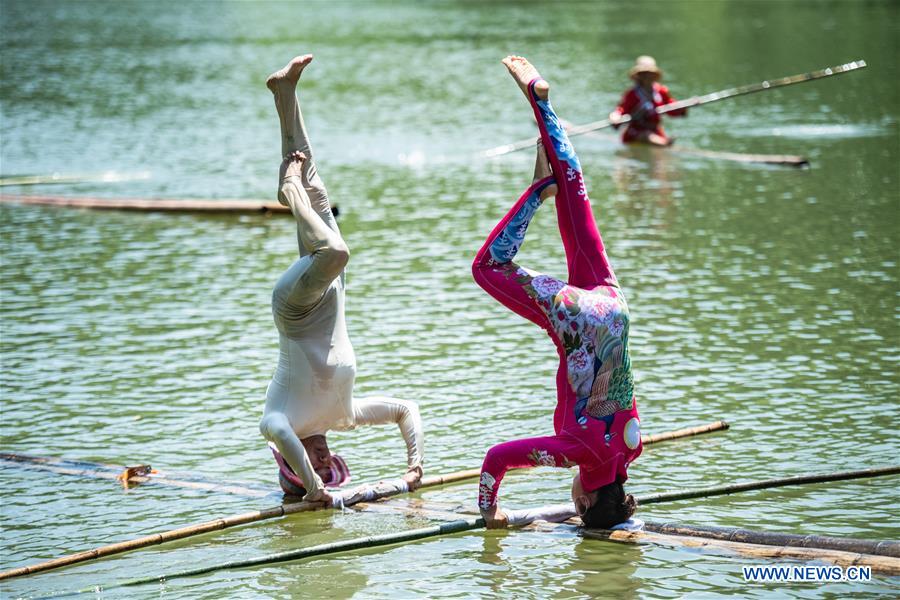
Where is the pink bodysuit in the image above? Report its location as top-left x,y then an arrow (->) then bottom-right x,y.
472,79 -> 642,511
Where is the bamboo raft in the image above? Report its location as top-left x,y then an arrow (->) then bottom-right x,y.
4,459 -> 898,581
0,420 -> 728,580
87,473 -> 900,590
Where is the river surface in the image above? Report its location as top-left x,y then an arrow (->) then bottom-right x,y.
1,1 -> 898,598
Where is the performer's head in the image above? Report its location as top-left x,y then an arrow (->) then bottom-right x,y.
572,474 -> 637,529
301,434 -> 351,486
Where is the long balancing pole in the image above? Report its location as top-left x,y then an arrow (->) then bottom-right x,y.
484,60 -> 867,157
636,465 -> 900,505
0,421 -> 725,581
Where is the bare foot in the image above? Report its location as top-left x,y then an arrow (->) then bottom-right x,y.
266,54 -> 314,93
279,150 -> 307,181
502,55 -> 549,101
533,139 -> 557,201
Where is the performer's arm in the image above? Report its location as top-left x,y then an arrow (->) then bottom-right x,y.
353,396 -> 424,484
478,435 -> 578,527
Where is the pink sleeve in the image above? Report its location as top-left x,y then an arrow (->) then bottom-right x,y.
477,435 -> 580,510
660,85 -> 687,117
616,90 -> 637,116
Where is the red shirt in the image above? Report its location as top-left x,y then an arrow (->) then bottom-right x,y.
612,82 -> 686,142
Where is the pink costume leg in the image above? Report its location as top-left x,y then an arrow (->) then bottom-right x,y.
526,79 -> 618,290
471,176 -> 558,329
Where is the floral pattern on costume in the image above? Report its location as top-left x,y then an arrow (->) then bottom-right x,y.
478,472 -> 497,510
526,448 -> 576,468
515,270 -> 635,426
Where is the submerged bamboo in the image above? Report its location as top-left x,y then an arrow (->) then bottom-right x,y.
484,60 -> 867,157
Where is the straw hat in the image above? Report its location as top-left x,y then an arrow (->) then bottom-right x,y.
628,55 -> 663,79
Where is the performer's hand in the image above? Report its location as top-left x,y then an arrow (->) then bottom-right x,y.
403,466 -> 423,491
480,504 -> 509,529
608,111 -> 623,128
305,488 -> 334,506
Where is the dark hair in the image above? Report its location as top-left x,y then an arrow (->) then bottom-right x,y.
580,480 -> 637,529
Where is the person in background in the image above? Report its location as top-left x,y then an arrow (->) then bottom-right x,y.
609,56 -> 689,146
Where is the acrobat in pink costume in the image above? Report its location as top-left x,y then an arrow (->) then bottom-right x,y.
473,79 -> 643,511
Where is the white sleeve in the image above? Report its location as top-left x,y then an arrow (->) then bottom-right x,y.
352,396 -> 424,471
260,416 -> 325,501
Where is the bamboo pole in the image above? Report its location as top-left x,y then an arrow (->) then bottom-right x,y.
0,171 -> 151,187
32,462 -> 900,589
0,453 -> 274,498
95,518 -> 486,592
0,468 -> 481,581
638,522 -> 900,557
0,421 -> 724,581
484,60 -> 867,157
640,420 -> 728,444
582,528 -> 900,576
637,466 -> 900,505
0,194 -> 290,214
558,117 -> 808,167
95,514 -> 900,589
670,147 -> 809,167
0,419 -> 727,492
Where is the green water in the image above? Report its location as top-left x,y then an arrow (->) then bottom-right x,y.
1,1 -> 898,597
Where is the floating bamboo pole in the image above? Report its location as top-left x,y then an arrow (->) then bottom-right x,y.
0,194 -> 289,214
0,453 -> 274,498
97,518 -> 487,591
638,522 -> 899,558
0,421 -> 726,580
559,118 -> 808,167
485,60 -> 867,157
670,147 -> 808,167
583,528 -> 900,576
0,468 -> 481,581
640,420 -> 728,444
0,420 -> 728,494
97,513 -> 900,589
0,171 -> 151,187
637,466 -> 900,505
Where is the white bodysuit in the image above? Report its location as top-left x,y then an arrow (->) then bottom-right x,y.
259,70 -> 423,501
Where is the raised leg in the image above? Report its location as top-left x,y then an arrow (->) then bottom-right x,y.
267,56 -> 349,308
471,173 -> 557,329
502,56 -> 618,290
267,54 -> 337,234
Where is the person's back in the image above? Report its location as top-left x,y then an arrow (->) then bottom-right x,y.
268,270 -> 356,438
